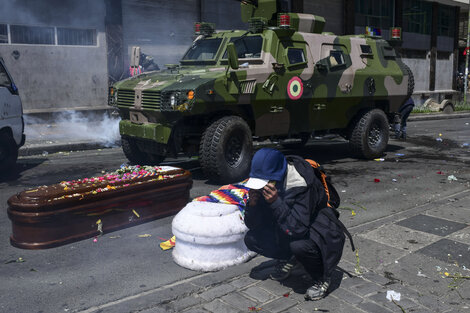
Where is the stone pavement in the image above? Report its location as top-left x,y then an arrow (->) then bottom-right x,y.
81,189 -> 470,313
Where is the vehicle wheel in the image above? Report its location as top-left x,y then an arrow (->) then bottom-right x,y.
441,100 -> 454,114
0,132 -> 19,172
281,133 -> 310,149
121,137 -> 151,165
349,109 -> 389,159
403,63 -> 415,97
200,116 -> 253,184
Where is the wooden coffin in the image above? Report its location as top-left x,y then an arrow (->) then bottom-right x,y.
7,166 -> 192,249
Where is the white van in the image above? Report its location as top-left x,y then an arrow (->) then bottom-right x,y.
0,57 -> 25,172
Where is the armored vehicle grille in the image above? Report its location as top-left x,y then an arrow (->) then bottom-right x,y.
240,80 -> 257,94
142,91 -> 162,110
117,89 -> 135,107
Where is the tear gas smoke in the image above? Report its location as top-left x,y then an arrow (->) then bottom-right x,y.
24,111 -> 121,148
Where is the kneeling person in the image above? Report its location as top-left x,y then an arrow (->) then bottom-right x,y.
244,148 -> 345,301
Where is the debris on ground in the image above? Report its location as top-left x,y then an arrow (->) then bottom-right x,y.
4,257 -> 25,264
159,236 -> 176,250
138,234 -> 152,238
447,175 -> 458,181
386,290 -> 401,301
374,158 -> 385,162
436,137 -> 443,142
374,178 -> 381,183
395,153 -> 405,156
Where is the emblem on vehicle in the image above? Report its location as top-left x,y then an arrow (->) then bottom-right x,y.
287,77 -> 303,100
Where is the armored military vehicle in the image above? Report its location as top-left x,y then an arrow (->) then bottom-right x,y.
109,0 -> 413,183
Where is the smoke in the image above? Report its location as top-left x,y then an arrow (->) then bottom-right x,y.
24,111 -> 121,148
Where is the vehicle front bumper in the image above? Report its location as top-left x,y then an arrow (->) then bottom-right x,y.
119,120 -> 172,144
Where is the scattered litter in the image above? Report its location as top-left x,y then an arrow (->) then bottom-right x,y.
4,257 -> 25,264
109,235 -> 121,239
386,290 -> 401,302
283,292 -> 290,297
466,123 -> 469,126
395,260 -> 399,264
395,153 -> 405,156
447,175 -> 458,181
417,271 -> 427,278
96,219 -> 103,236
462,143 -> 469,147
392,179 -> 397,182
132,209 -> 140,218
374,178 -> 381,183
93,237 -> 98,243
436,266 -> 442,271
439,133 -> 443,137
437,171 -> 444,175
248,307 -> 262,311
159,236 -> 176,250
138,234 -> 152,238
374,158 -> 385,162
42,151 -> 49,156
436,137 -> 443,142
341,190 -> 346,193
30,268 -> 37,272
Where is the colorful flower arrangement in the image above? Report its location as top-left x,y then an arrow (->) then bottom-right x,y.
25,165 -> 185,203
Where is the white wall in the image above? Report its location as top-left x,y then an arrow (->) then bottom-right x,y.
436,53 -> 454,90
0,0 -> 108,112
403,57 -> 430,93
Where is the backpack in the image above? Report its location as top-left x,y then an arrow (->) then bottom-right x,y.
305,159 -> 356,252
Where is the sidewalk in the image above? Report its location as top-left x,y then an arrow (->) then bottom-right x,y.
19,111 -> 470,157
80,190 -> 470,313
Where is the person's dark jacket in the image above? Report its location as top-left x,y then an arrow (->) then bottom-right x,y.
244,155 -> 346,277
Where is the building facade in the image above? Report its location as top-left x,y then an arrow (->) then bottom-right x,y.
0,0 -> 467,112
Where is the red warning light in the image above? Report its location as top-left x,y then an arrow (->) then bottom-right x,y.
464,47 -> 470,56
279,14 -> 290,28
195,23 -> 201,34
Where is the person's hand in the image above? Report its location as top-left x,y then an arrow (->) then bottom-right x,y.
262,183 -> 278,204
248,189 -> 261,207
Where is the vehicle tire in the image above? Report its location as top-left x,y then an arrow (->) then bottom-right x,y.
0,132 -> 19,172
281,133 -> 310,149
121,137 -> 152,165
200,116 -> 253,184
349,109 -> 389,159
403,63 -> 415,97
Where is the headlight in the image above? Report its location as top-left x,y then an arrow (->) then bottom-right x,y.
170,94 -> 177,108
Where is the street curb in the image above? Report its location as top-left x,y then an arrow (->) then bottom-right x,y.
408,111 -> 470,121
19,141 -> 119,157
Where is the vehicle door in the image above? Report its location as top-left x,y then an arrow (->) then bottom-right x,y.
0,58 -> 23,144
310,43 -> 353,130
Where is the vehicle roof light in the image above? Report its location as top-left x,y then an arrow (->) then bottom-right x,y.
195,23 -> 201,35
279,14 -> 290,28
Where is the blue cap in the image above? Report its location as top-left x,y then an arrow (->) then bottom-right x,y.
245,148 -> 287,189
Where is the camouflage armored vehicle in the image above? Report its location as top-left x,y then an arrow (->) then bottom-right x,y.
109,0 -> 414,183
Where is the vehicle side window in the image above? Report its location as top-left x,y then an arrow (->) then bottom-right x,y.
287,48 -> 306,65
223,36 -> 263,59
328,50 -> 345,67
0,63 -> 12,87
360,45 -> 373,55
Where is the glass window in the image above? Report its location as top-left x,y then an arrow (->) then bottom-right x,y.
355,0 -> 393,29
57,28 -> 96,46
438,5 -> 455,37
0,62 -> 12,87
182,38 -> 222,61
10,25 -> 55,45
287,48 -> 305,64
329,50 -> 345,67
0,24 -> 7,43
403,0 -> 432,35
360,45 -> 373,54
224,36 -> 263,59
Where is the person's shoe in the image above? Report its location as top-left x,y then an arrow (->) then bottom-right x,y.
304,278 -> 330,301
269,257 -> 299,281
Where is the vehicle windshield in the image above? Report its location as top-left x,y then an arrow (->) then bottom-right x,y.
0,62 -> 12,88
223,36 -> 263,59
182,38 -> 223,61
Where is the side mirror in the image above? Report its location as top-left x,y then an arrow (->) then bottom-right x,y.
227,43 -> 239,70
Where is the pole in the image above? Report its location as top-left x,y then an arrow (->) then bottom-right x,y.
464,2 -> 470,103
